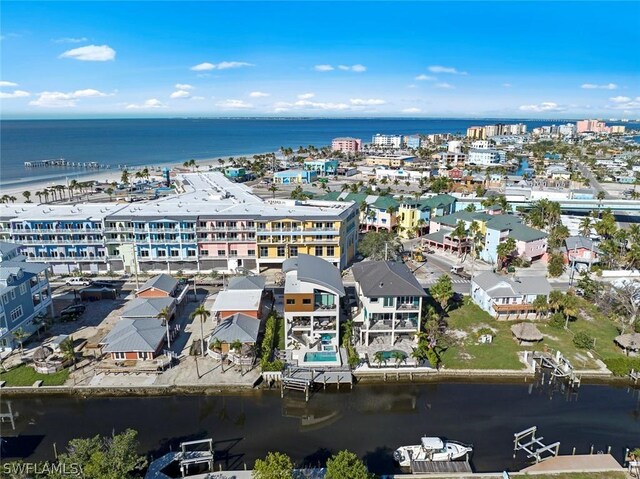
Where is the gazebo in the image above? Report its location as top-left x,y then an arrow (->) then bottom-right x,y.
614,332 -> 640,356
511,323 -> 543,345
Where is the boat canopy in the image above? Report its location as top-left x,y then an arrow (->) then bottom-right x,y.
421,437 -> 444,449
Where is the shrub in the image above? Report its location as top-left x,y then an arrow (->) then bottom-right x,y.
261,360 -> 284,372
634,319 -> 640,334
572,331 -> 593,349
604,357 -> 640,377
549,312 -> 565,329
476,327 -> 493,338
425,348 -> 439,369
260,315 -> 278,368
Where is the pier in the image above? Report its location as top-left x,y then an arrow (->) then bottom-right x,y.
280,365 -> 353,402
24,159 -> 111,169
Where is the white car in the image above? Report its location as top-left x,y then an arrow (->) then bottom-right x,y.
65,277 -> 92,286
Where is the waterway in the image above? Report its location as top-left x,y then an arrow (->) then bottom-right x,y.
2,381 -> 639,474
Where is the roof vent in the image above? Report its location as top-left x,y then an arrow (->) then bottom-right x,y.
379,282 -> 384,288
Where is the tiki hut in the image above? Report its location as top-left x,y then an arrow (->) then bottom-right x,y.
33,346 -> 53,362
511,322 -> 543,345
614,332 -> 640,356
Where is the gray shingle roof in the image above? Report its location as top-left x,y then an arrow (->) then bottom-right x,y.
565,236 -> 600,253
472,271 -> 551,298
0,241 -> 21,259
352,261 -> 427,297
283,254 -> 345,296
100,318 -> 165,353
227,275 -> 266,291
138,274 -> 178,294
209,313 -> 260,343
121,297 -> 175,319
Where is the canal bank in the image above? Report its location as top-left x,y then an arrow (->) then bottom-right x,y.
1,382 -> 638,475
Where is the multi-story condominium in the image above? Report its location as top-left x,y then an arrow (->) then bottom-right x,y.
447,140 -> 463,153
576,119 -> 610,134
468,148 -> 502,166
466,126 -> 486,140
471,140 -> 490,149
321,192 -> 399,232
396,195 -> 456,239
404,135 -> 421,149
610,125 -> 626,134
434,152 -> 466,164
1,172 -> 359,275
372,134 -> 403,149
352,261 -> 427,346
0,242 -> 53,352
471,271 -> 551,320
365,155 -> 414,168
303,159 -> 339,176
282,254 -> 344,366
331,137 -> 362,153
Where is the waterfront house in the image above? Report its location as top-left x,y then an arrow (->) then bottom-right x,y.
99,318 -> 166,360
283,254 -> 345,366
351,260 -> 427,346
273,169 -> 317,184
564,236 -> 600,270
137,274 -> 179,298
211,275 -> 266,322
120,297 -> 176,321
0,242 -> 53,353
471,271 -> 551,320
207,312 -> 260,358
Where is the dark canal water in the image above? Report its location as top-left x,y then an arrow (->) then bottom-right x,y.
1,381 -> 639,474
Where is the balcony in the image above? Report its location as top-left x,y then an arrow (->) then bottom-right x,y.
291,318 -> 311,329
397,302 -> 420,310
314,303 -> 336,311
313,319 -> 337,331
395,319 -> 418,330
492,302 -> 535,312
369,319 -> 393,331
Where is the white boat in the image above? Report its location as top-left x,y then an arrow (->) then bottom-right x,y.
393,436 -> 473,468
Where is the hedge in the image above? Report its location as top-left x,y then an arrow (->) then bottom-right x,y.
604,357 -> 640,377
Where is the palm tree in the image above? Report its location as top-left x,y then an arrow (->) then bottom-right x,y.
451,220 -> 468,257
190,304 -> 211,357
12,328 -> 28,354
373,350 -> 387,368
230,339 -> 243,373
562,294 -> 579,329
391,350 -> 406,368
496,238 -> 516,270
268,185 -> 279,199
60,336 -> 76,370
579,217 -> 592,237
106,187 -> 114,200
156,306 -> 172,349
35,191 -> 43,203
22,191 -> 31,202
410,348 -> 425,367
548,290 -> 565,314
532,295 -> 548,319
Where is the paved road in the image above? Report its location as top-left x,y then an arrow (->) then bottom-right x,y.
576,161 -> 609,198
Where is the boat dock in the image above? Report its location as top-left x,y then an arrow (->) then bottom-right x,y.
409,459 -> 472,474
513,426 -> 560,463
531,350 -> 581,388
280,366 -> 353,402
24,159 -> 112,169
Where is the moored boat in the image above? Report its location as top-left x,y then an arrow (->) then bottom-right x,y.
393,436 -> 473,468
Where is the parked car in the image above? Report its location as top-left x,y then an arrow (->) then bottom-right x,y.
65,277 -> 93,286
60,304 -> 86,321
91,280 -> 117,288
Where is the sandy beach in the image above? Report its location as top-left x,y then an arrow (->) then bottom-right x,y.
0,152 -> 272,198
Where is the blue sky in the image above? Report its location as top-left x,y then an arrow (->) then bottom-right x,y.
1,1 -> 639,119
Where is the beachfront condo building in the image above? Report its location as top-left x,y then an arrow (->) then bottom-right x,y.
0,172 -> 359,275
331,137 -> 362,153
372,134 -> 403,149
282,254 -> 345,367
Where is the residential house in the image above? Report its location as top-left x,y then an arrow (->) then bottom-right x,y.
211,275 -> 267,322
304,159 -> 339,176
564,236 -> 600,270
207,312 -> 260,356
471,271 -> 551,319
273,169 -> 317,184
0,242 -> 53,352
120,297 -> 176,321
283,254 -> 345,366
99,318 -> 166,360
352,261 -> 427,346
137,274 -> 179,298
321,192 -> 399,232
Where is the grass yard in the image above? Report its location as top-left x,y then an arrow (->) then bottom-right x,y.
440,298 -> 626,371
275,315 -> 285,350
0,364 -> 70,386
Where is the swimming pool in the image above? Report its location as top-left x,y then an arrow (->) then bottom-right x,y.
378,350 -> 407,361
304,351 -> 338,362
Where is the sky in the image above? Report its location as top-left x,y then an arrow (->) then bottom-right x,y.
1,1 -> 639,119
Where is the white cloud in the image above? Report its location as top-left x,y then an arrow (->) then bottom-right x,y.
59,44 -> 116,61
503,83 -> 512,88
191,96 -> 205,101
415,74 -> 436,81
217,99 -> 253,109
0,81 -> 19,87
609,96 -> 631,103
318,64 -> 365,72
350,98 -> 386,106
175,83 -> 193,90
0,90 -> 30,99
402,108 -> 421,113
53,37 -> 88,44
29,89 -> 107,107
125,98 -> 167,110
608,96 -> 640,110
249,91 -> 270,98
170,90 -> 191,99
297,92 -> 315,100
435,82 -> 454,89
518,101 -> 565,112
428,65 -> 467,75
190,61 -> 253,71
314,64 -> 334,72
276,99 -> 350,111
581,83 -> 618,90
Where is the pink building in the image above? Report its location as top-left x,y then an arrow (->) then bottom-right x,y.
576,119 -> 610,134
332,137 -> 362,153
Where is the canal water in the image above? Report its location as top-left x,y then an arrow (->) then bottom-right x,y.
1,381 -> 639,474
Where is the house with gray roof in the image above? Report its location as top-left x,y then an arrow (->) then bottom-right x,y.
208,313 -> 260,353
137,274 -> 179,298
564,236 -> 600,270
120,297 -> 176,321
352,260 -> 427,346
471,271 -> 551,319
99,318 -> 166,360
212,275 -> 267,321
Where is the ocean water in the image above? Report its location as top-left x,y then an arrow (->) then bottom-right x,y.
0,118 -> 633,187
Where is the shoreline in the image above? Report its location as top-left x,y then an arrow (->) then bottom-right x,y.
0,151 -> 272,197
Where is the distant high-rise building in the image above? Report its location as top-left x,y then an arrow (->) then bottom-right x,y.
558,123 -> 577,136
447,140 -> 463,153
610,125 -> 626,134
372,134 -> 403,149
332,137 -> 362,153
466,126 -> 486,140
576,119 -> 610,134
404,135 -> 421,149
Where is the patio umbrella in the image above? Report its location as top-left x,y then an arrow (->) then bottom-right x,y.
511,323 -> 543,343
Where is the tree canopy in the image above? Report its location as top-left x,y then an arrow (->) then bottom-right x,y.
357,230 -> 403,261
252,452 -> 294,479
326,450 -> 374,479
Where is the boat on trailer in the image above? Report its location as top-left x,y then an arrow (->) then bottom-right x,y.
393,436 -> 473,468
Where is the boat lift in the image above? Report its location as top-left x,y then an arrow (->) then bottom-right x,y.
178,439 -> 214,478
513,426 -> 560,463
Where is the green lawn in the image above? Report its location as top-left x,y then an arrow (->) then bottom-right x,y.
440,298 -> 626,371
275,315 -> 285,350
0,364 -> 70,386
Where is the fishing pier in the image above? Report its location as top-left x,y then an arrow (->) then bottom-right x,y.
277,366 -> 353,402
24,159 -> 112,169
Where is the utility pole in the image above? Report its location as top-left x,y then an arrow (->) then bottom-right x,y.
385,242 -> 388,261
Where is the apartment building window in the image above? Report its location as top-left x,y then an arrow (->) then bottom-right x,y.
113,352 -> 125,360
383,297 -> 394,307
218,250 -> 226,256
314,222 -> 323,229
10,290 -> 16,300
140,250 -> 150,257
137,352 -> 147,360
248,249 -> 255,257
228,233 -> 237,239
19,283 -> 27,295
230,250 -> 238,257
200,249 -> 209,256
302,299 -> 311,305
158,250 -> 167,257
259,246 -> 269,256
187,250 -> 196,257
97,251 -> 105,257
216,222 -> 225,228
326,246 -> 335,257
290,246 -> 298,256
228,221 -> 237,228
171,250 -> 179,257
247,221 -> 255,228
1,294 -> 8,305
10,306 -> 23,322
315,246 -> 323,256
277,246 -> 285,257
286,299 -> 295,305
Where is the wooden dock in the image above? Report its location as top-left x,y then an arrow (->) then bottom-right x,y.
410,460 -> 472,474
280,366 -> 353,401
